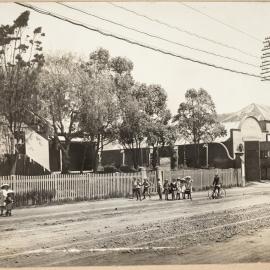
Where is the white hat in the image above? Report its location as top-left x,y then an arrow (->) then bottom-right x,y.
1,183 -> 9,189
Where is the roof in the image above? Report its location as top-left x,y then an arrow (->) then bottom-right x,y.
215,103 -> 270,142
219,103 -> 270,123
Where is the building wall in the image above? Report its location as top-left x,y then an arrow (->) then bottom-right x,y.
178,143 -> 236,169
49,141 -> 95,172
241,117 -> 266,141
0,154 -> 50,176
101,148 -> 150,168
25,128 -> 50,171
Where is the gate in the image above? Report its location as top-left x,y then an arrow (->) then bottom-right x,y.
245,141 -> 261,181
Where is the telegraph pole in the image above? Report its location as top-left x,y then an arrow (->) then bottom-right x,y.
261,37 -> 270,81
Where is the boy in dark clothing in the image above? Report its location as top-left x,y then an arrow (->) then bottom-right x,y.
157,178 -> 163,200
142,178 -> 151,200
163,179 -> 170,200
212,174 -> 221,198
132,178 -> 137,199
135,179 -> 142,201
170,179 -> 177,200
5,192 -> 14,216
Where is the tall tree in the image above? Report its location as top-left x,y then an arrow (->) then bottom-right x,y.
39,54 -> 83,173
79,48 -> 119,172
173,88 -> 226,167
117,81 -> 175,169
0,11 -> 45,173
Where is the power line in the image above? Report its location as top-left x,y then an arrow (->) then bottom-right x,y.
181,3 -> 262,43
15,2 -> 261,79
109,2 -> 259,60
57,2 -> 258,68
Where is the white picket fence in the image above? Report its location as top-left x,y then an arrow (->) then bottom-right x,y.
0,172 -> 146,205
0,168 -> 241,206
171,168 -> 242,190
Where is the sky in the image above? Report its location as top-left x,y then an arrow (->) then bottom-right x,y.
1,2 -> 270,115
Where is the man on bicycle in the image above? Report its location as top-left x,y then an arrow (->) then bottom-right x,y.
212,173 -> 221,198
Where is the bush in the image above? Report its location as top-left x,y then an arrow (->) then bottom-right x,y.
103,165 -> 119,173
119,165 -> 138,173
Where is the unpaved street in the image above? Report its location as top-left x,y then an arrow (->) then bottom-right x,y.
1,182 -> 270,267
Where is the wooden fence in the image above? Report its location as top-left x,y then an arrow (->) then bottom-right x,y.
0,172 -> 146,206
0,168 -> 241,206
170,168 -> 242,191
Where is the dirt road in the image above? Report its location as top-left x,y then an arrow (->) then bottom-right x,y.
1,181 -> 270,267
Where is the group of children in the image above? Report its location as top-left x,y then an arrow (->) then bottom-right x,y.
0,184 -> 14,217
162,176 -> 193,200
132,176 -> 193,201
132,178 -> 152,201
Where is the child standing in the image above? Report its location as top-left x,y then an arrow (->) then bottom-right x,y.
132,178 -> 137,199
184,176 -> 193,200
142,178 -> 151,200
135,178 -> 142,201
0,184 -> 9,216
163,179 -> 170,200
170,179 -> 177,200
157,178 -> 163,200
5,191 -> 14,216
176,178 -> 181,200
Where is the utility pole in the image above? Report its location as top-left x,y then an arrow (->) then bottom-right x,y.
261,37 -> 270,81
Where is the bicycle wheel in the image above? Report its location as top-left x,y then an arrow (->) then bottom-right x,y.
219,188 -> 226,198
208,190 -> 213,199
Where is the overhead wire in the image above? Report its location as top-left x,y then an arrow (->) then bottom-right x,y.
15,2 -> 262,79
57,2 -> 259,68
109,2 -> 259,60
180,3 -> 261,43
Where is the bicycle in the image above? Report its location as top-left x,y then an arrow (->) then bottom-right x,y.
208,185 -> 226,199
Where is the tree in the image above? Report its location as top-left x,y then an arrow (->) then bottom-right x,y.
0,11 -> 45,173
136,83 -> 177,168
39,54 -> 83,173
117,81 -> 175,169
173,88 -> 226,167
146,110 -> 177,168
78,48 -> 119,172
118,95 -> 147,169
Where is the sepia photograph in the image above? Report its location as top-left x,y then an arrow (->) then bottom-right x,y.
0,1 -> 270,268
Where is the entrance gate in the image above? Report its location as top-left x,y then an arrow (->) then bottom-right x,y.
244,141 -> 261,181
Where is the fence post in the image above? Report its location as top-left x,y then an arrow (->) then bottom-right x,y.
156,166 -> 163,184
200,169 -> 203,190
140,167 -> 147,180
55,174 -> 59,202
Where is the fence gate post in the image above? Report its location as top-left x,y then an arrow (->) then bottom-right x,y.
200,169 -> 203,191
156,166 -> 163,184
140,167 -> 147,180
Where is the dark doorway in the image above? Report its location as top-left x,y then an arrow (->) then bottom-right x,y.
245,141 -> 261,181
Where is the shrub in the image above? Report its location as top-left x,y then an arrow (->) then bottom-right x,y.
119,165 -> 137,173
103,165 -> 119,173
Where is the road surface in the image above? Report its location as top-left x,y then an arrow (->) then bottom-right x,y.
1,181 -> 270,267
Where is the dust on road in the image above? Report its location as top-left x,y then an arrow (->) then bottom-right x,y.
1,182 -> 270,267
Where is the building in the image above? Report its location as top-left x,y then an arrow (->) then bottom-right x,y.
1,103 -> 270,181
101,103 -> 270,181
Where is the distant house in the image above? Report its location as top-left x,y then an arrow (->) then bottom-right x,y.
1,103 -> 270,181
100,103 -> 270,181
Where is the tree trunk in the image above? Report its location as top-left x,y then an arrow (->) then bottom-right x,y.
9,153 -> 18,175
194,142 -> 200,168
131,145 -> 138,170
93,135 -> 101,173
80,143 -> 89,173
61,143 -> 70,174
152,147 -> 158,168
